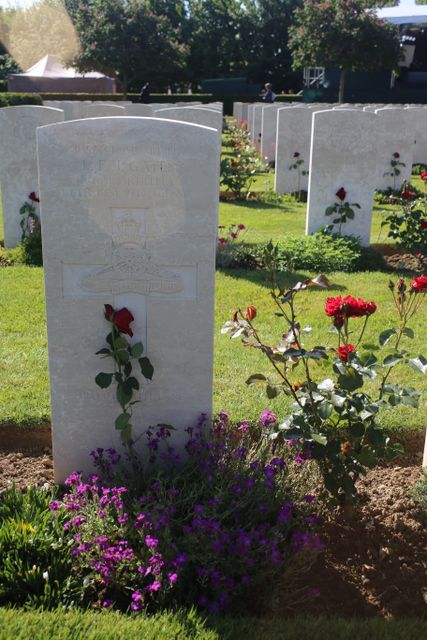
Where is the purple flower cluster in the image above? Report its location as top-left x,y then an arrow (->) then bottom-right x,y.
50,413 -> 322,615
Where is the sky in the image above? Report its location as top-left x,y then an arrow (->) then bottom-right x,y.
0,1 -> 38,8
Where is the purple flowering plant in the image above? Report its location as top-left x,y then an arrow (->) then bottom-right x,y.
50,413 -> 322,615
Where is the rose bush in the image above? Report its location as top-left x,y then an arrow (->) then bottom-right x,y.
324,188 -> 360,235
222,244 -> 426,503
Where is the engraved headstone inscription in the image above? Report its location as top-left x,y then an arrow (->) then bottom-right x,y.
37,117 -> 221,481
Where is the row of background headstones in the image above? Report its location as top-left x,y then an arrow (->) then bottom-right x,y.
0,103 -> 223,247
233,102 -> 427,247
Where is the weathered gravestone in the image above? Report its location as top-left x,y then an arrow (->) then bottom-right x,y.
83,103 -> 126,117
0,105 -> 64,247
37,117 -> 221,481
375,108 -> 414,191
274,106 -> 318,195
306,109 -> 379,246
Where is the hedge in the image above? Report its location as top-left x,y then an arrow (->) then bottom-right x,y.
39,92 -> 213,103
0,93 -> 43,107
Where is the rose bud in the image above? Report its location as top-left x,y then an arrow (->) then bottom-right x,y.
341,441 -> 351,455
243,306 -> 257,321
335,187 -> 346,202
293,152 -> 300,158
232,310 -> 239,322
393,152 -> 400,159
388,280 -> 395,291
28,192 -> 40,203
104,304 -> 114,321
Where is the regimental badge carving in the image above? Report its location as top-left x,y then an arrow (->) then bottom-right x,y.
79,213 -> 183,296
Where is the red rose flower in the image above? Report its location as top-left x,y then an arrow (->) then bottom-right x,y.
293,152 -> 300,158
325,295 -> 377,323
402,189 -> 414,200
336,187 -> 346,202
420,171 -> 427,181
28,192 -> 40,203
420,220 -> 427,230
336,343 -> 355,363
218,237 -> 227,245
104,304 -> 134,336
393,152 -> 400,159
238,224 -> 245,230
410,276 -> 427,293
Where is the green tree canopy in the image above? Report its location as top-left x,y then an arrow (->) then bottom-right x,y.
69,0 -> 188,95
289,0 -> 401,101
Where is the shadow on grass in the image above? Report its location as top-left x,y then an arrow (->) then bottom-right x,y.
217,268 -> 347,292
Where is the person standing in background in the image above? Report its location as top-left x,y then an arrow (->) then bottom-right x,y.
262,82 -> 276,103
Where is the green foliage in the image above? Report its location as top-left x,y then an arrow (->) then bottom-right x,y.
69,0 -> 188,94
222,264 -> 426,502
40,92 -> 212,102
220,124 -> 267,198
0,53 -> 20,81
95,306 -> 153,447
0,93 -> 43,107
413,471 -> 427,521
290,0 -> 400,100
232,233 -> 388,273
19,198 -> 43,266
1,609 -> 426,640
290,0 -> 400,72
0,485 -> 76,608
381,195 -> 427,253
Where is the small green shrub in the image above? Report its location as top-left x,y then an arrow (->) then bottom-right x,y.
0,485 -> 77,608
413,471 -> 427,521
232,233 -> 388,273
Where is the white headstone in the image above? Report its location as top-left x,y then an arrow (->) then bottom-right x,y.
153,107 -> 223,137
83,103 -> 126,118
252,104 -> 264,150
405,106 -> 427,165
0,105 -> 64,247
261,105 -> 281,163
126,104 -> 154,116
275,106 -> 318,195
306,109 -> 379,246
37,117 -> 220,481
374,108 -> 414,191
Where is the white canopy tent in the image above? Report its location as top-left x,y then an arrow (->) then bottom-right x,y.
8,54 -> 115,93
376,0 -> 427,25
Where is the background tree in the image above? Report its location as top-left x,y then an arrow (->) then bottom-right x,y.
289,0 -> 401,102
184,0 -> 252,83
70,0 -> 188,95
244,0 -> 302,91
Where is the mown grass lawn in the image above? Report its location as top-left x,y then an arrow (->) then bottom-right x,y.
1,608 -> 427,640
